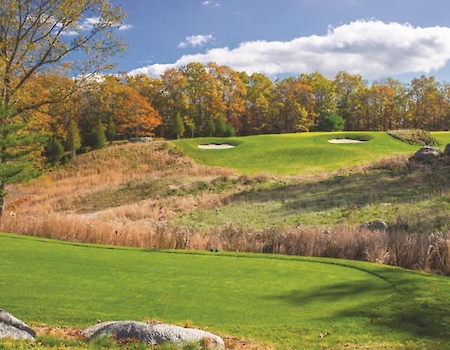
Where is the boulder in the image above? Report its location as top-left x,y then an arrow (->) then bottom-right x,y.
83,321 -> 225,348
410,146 -> 442,163
360,219 -> 388,232
0,309 -> 36,340
443,144 -> 450,156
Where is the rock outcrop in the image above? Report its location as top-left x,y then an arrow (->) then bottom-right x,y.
83,321 -> 225,348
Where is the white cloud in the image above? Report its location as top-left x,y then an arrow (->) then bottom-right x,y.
130,20 -> 450,79
202,1 -> 220,6
60,16 -> 132,36
178,34 -> 214,48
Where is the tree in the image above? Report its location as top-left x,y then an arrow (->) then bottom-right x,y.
105,116 -> 117,144
98,76 -> 162,139
45,137 -> 65,166
270,77 -> 317,133
65,120 -> 82,157
0,104 -> 47,211
334,71 -> 364,130
0,0 -> 125,216
301,72 -> 337,120
86,118 -> 107,150
182,62 -> 225,136
239,72 -> 274,135
317,113 -> 345,132
172,112 -> 185,139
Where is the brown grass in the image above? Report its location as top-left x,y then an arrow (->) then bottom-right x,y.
3,141 -> 450,275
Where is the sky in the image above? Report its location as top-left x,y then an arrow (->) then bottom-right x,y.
107,0 -> 450,83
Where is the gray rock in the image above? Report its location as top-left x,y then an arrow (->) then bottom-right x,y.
0,309 -> 36,340
443,144 -> 450,156
83,321 -> 225,348
410,146 -> 442,163
360,219 -> 388,232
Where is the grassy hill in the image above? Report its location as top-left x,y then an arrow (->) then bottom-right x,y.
2,232 -> 450,349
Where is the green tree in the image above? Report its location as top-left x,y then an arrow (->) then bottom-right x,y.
45,137 -> 65,166
0,104 -> 48,211
317,113 -> 345,132
65,120 -> 82,157
172,112 -> 185,139
86,119 -> 107,150
105,116 -> 117,144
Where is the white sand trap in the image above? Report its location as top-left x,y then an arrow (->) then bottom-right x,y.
328,139 -> 366,143
198,144 -> 235,149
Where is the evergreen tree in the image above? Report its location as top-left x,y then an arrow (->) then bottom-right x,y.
45,137 -> 65,166
86,119 -> 107,150
0,104 -> 48,213
65,120 -> 82,157
172,112 -> 185,139
317,113 -> 345,132
214,116 -> 227,137
105,117 -> 117,144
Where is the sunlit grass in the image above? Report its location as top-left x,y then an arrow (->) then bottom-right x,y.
2,233 -> 450,349
173,132 -> 423,175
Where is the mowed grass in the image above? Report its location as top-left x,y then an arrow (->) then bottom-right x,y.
2,233 -> 450,349
173,132 -> 432,175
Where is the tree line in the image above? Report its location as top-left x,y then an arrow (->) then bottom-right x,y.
19,62 -> 450,159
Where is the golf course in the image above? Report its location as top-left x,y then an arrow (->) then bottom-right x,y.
2,131 -> 450,349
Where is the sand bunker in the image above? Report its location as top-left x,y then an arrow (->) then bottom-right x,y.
198,144 -> 235,149
328,139 -> 366,144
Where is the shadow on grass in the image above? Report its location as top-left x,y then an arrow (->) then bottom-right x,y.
226,160 -> 450,228
271,269 -> 450,342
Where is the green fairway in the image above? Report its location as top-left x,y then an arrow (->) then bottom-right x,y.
173,132 -> 450,175
2,233 -> 450,349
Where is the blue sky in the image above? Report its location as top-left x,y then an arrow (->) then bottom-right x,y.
109,0 -> 450,82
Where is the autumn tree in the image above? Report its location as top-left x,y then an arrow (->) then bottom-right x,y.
408,76 -> 448,130
182,62 -> 225,136
239,72 -> 275,135
301,72 -> 337,129
334,71 -> 364,130
270,77 -> 317,133
98,76 -> 162,139
207,62 -> 246,133
0,0 -> 126,215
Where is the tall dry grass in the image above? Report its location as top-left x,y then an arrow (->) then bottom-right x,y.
3,210 -> 450,274
3,141 -> 450,275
